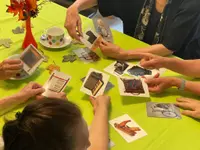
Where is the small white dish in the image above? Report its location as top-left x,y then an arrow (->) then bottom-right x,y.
7,54 -> 32,80
40,36 -> 72,49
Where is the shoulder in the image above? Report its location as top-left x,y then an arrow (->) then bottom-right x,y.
179,0 -> 200,13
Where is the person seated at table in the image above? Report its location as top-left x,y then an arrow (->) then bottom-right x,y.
138,53 -> 200,119
65,0 -> 200,60
0,82 -> 65,116
1,95 -> 110,150
145,77 -> 200,119
0,59 -> 23,80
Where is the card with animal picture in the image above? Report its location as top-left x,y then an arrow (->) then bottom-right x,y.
109,114 -> 147,143
146,102 -> 181,119
117,76 -> 150,97
42,70 -> 71,97
73,48 -> 100,63
81,77 -> 114,92
104,61 -> 130,77
92,11 -> 113,43
80,29 -> 102,51
80,68 -> 110,97
125,64 -> 166,79
20,44 -> 44,75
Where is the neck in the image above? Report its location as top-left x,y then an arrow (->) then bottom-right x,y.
156,0 -> 167,13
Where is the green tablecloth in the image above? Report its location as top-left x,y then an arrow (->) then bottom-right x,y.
0,1 -> 200,150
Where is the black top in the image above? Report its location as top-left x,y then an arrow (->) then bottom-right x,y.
98,0 -> 200,59
143,3 -> 161,44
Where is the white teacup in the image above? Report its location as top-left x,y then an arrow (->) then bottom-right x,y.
46,27 -> 65,46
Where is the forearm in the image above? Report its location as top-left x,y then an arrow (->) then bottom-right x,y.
124,44 -> 173,60
88,106 -> 109,150
0,93 -> 26,116
172,78 -> 200,96
72,0 -> 97,11
163,58 -> 200,78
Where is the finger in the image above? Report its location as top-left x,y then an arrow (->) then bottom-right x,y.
145,78 -> 160,85
4,63 -> 23,70
59,92 -> 67,99
175,102 -> 193,110
33,88 -> 45,95
154,73 -> 160,78
140,59 -> 156,69
5,70 -> 21,77
148,86 -> 161,93
176,97 -> 191,103
3,59 -> 22,65
35,95 -> 46,101
77,18 -> 82,36
32,83 -> 43,89
89,96 -> 95,106
182,110 -> 196,118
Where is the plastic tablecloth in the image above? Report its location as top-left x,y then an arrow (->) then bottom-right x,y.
0,1 -> 200,150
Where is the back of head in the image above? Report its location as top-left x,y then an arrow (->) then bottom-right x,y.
2,99 -> 82,150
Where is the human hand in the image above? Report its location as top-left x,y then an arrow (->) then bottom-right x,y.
145,77 -> 179,93
99,40 -> 127,60
64,5 -> 82,40
89,95 -> 111,114
140,53 -> 167,69
17,82 -> 45,102
36,92 -> 67,101
175,97 -> 200,119
0,59 -> 23,80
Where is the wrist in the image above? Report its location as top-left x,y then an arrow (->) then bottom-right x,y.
170,77 -> 182,88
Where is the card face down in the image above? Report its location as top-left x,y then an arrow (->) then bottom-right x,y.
80,29 -> 102,51
146,102 -> 182,119
20,44 -> 44,75
80,68 -> 110,97
42,70 -> 71,97
117,77 -> 150,97
109,114 -> 147,143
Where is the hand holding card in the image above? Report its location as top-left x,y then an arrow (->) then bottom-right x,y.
42,70 -> 71,97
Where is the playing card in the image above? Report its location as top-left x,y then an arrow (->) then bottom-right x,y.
104,61 -> 130,77
117,76 -> 150,97
42,70 -> 71,97
73,48 -> 100,63
80,68 -> 110,97
92,11 -> 113,43
146,102 -> 181,119
80,29 -> 102,51
20,44 -> 44,75
109,114 -> 147,143
125,64 -> 166,79
81,77 -> 114,92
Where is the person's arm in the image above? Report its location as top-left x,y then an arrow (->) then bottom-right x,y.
0,82 -> 44,116
125,44 -> 173,60
88,95 -> 110,150
172,78 -> 200,96
72,0 -> 97,12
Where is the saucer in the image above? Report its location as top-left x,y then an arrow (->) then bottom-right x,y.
7,54 -> 32,80
40,36 -> 72,49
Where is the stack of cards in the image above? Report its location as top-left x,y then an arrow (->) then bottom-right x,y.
117,77 -> 150,97
42,70 -> 71,97
146,102 -> 182,119
20,44 -> 44,75
73,48 -> 100,63
80,68 -> 110,97
80,29 -> 102,51
109,114 -> 147,143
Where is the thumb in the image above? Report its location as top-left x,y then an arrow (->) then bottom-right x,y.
140,59 -> 155,68
33,88 -> 45,95
145,78 -> 159,85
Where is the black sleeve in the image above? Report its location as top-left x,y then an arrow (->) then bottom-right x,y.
98,0 -> 114,17
162,1 -> 200,52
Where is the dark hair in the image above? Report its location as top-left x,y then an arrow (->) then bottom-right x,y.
2,99 -> 82,150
